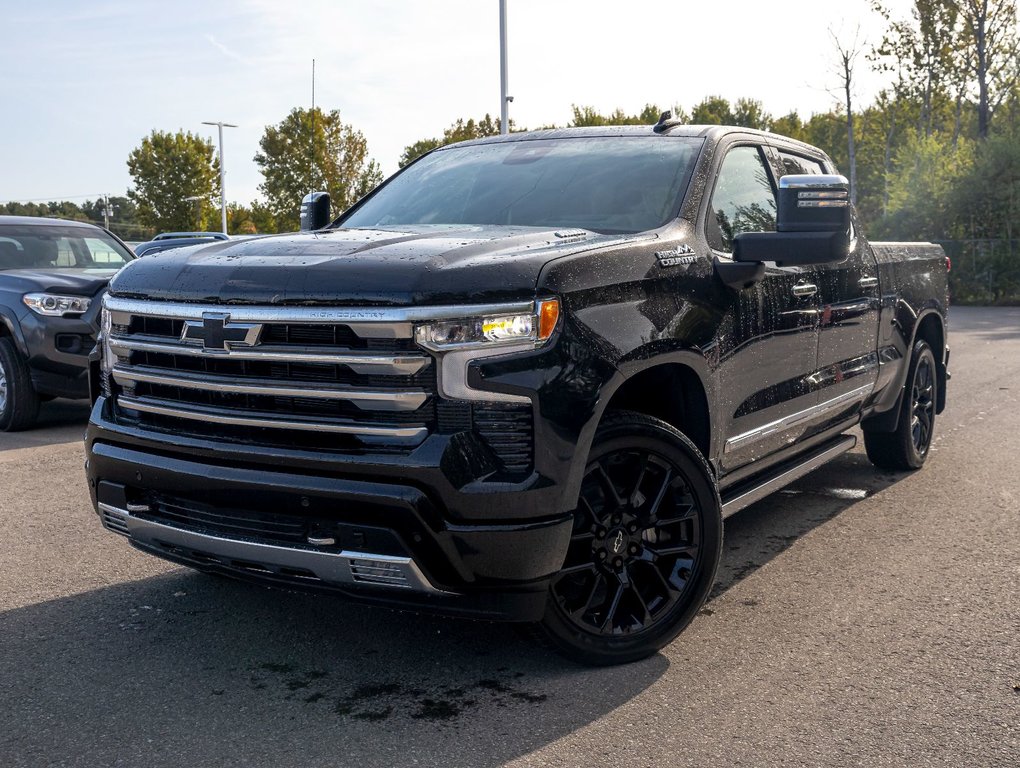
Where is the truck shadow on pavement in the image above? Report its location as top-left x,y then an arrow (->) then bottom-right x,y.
0,399 -> 91,452
0,449 -> 906,768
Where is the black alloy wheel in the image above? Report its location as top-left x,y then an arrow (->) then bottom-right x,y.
539,411 -> 721,666
864,339 -> 938,471
910,350 -> 936,457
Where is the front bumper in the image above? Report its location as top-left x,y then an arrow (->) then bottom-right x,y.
85,399 -> 574,621
20,303 -> 100,399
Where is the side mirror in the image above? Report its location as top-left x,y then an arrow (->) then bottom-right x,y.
733,174 -> 850,267
300,192 -> 331,231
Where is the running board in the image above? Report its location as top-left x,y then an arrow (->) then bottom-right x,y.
720,434 -> 857,518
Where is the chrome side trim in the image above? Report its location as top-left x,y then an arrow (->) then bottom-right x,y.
108,336 -> 429,375
721,435 -> 857,518
111,366 -> 428,411
725,383 -> 873,454
117,396 -> 428,444
105,296 -> 535,332
97,503 -> 450,594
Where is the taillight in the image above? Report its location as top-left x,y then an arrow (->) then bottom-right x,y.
946,256 -> 951,272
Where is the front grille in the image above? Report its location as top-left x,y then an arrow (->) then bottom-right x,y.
103,298 -> 536,474
474,404 -> 534,477
105,298 -> 435,450
145,496 -> 308,545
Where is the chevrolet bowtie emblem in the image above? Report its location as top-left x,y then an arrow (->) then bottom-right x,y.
181,313 -> 262,353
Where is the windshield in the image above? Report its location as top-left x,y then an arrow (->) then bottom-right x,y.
341,136 -> 703,234
0,224 -> 133,271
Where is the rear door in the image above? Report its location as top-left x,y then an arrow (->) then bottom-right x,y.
705,141 -> 820,473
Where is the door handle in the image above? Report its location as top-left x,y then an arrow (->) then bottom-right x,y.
792,283 -> 818,297
858,276 -> 879,289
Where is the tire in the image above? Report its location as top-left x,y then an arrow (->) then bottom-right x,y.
0,337 -> 41,432
537,410 -> 722,666
864,339 -> 937,471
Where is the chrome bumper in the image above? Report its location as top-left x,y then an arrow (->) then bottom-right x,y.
98,502 -> 450,595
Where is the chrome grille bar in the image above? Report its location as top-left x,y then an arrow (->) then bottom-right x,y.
117,396 -> 428,444
112,365 -> 427,411
107,337 -> 429,375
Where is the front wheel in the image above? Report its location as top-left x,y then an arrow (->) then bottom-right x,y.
864,339 -> 938,471
538,411 -> 722,666
0,337 -> 40,432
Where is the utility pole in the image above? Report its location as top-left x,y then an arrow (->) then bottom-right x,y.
499,0 -> 510,134
102,194 -> 110,229
202,120 -> 237,234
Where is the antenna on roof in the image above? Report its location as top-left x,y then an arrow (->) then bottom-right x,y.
653,110 -> 684,134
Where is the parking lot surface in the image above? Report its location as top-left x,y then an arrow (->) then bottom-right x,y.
1,306 -> 1017,767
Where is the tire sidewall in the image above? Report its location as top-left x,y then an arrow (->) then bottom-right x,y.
0,337 -> 39,431
902,340 -> 937,468
541,413 -> 722,665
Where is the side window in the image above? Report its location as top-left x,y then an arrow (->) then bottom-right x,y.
707,145 -> 777,253
83,237 -> 129,266
778,151 -> 825,177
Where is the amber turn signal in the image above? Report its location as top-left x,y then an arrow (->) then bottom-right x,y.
538,298 -> 560,341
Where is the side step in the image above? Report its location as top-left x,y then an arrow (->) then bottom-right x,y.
720,434 -> 857,518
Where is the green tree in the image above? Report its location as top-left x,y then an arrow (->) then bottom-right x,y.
880,131 -> 975,238
255,107 -> 383,231
568,104 -> 668,127
732,98 -> 773,131
690,96 -> 735,125
398,114 -> 511,168
127,130 -> 219,232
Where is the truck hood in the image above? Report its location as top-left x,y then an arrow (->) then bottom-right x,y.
0,267 -> 120,296
109,225 -> 627,305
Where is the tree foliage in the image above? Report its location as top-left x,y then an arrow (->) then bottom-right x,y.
255,107 -> 383,231
127,130 -> 219,232
398,114 -> 510,168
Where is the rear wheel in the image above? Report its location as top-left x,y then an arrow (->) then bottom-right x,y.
0,337 -> 41,432
538,411 -> 722,666
864,339 -> 937,470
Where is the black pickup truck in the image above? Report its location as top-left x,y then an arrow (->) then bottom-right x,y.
86,121 -> 948,665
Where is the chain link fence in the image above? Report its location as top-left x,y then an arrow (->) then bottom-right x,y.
937,239 -> 1020,305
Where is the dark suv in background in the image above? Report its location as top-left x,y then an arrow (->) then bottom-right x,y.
0,216 -> 134,430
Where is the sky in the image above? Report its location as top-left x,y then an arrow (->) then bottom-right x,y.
0,0 -> 919,210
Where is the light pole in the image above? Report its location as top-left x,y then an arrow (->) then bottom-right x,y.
499,0 -> 510,134
184,195 -> 206,230
202,120 -> 237,234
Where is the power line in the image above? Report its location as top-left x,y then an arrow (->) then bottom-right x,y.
0,193 -> 116,204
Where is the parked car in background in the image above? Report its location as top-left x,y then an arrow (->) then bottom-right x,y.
0,216 -> 134,430
133,231 -> 229,257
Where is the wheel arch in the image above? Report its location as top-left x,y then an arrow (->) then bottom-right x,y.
0,307 -> 29,356
864,307 -> 947,434
562,349 -> 717,510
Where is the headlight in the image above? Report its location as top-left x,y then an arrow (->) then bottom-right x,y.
415,299 -> 560,404
415,299 -> 560,351
22,293 -> 92,317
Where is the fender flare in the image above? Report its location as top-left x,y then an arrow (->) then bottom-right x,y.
0,306 -> 29,357
863,306 -> 946,434
559,346 -> 716,507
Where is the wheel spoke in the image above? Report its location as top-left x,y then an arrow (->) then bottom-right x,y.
570,574 -> 605,619
645,467 -> 673,525
629,454 -> 651,507
600,582 -> 626,632
627,568 -> 653,625
559,561 -> 598,576
595,464 -> 626,509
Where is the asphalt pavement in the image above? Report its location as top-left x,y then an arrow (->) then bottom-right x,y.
1,305 -> 1017,767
